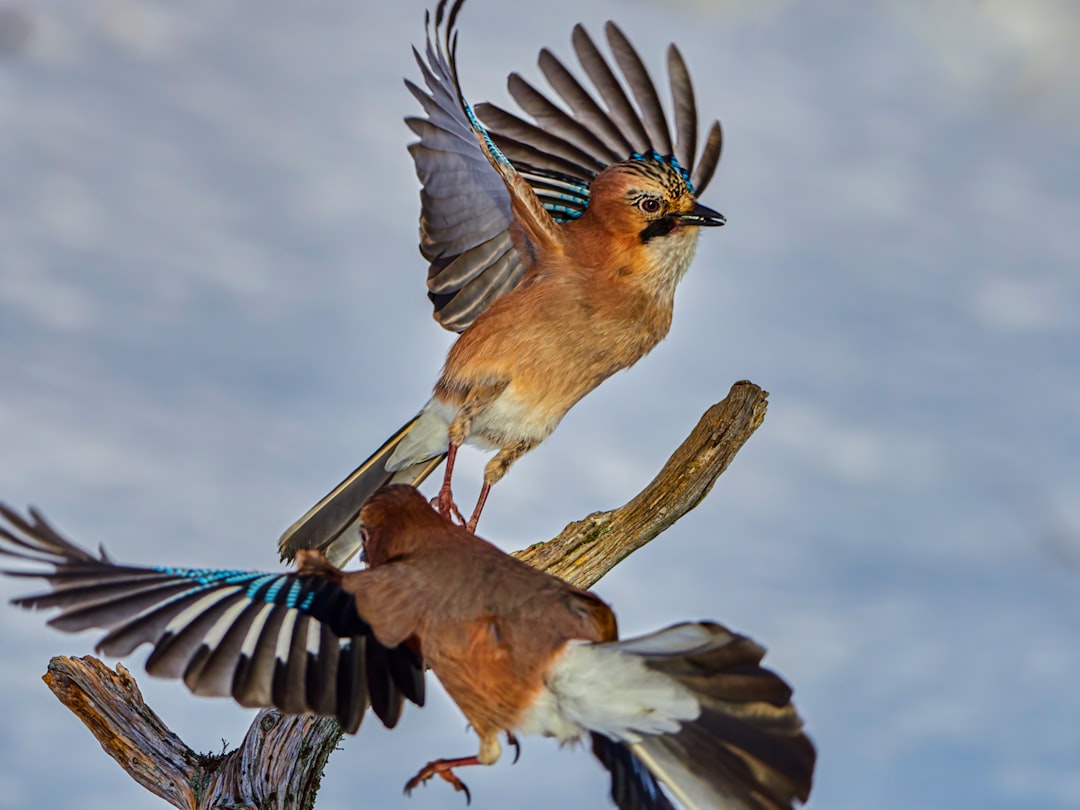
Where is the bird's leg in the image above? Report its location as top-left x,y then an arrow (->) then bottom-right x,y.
437,400 -> 483,525
436,442 -> 465,524
438,384 -> 508,529
403,755 -> 481,804
464,481 -> 490,534
404,734 -> 501,804
468,439 -> 538,532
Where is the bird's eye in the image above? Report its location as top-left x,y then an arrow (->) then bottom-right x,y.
639,198 -> 661,214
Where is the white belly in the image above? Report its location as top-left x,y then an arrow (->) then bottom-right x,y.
514,642 -> 699,744
470,385 -> 561,448
384,397 -> 507,472
385,386 -> 561,472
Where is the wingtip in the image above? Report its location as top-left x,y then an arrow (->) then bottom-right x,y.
570,22 -> 592,50
0,502 -> 28,530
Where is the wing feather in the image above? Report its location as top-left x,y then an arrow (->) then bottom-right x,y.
408,1 -> 722,330
604,22 -> 673,156
0,505 -> 424,734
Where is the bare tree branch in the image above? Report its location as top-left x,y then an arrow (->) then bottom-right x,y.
515,380 -> 768,589
42,380 -> 769,809
44,657 -> 205,809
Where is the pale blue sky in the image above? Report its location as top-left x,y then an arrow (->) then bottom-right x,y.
0,1 -> 1077,808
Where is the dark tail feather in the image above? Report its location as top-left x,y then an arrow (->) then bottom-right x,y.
592,733 -> 677,810
616,622 -> 816,810
277,415 -> 445,566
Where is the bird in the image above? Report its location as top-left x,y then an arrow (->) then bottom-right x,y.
278,0 -> 726,566
1,485 -> 814,810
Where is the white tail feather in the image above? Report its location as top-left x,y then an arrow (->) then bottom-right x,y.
518,640 -> 699,744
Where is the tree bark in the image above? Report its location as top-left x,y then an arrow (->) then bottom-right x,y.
42,380 -> 769,809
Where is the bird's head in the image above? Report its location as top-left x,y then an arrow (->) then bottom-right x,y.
358,485 -> 448,567
585,155 -> 725,245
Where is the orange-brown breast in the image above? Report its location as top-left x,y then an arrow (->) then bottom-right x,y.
380,537 -> 617,737
437,228 -> 676,432
426,614 -> 550,737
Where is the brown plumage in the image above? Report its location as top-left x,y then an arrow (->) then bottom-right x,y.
278,0 -> 726,565
335,487 -> 619,760
1,485 -> 814,810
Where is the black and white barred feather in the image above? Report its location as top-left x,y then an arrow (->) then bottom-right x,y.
0,505 -> 423,733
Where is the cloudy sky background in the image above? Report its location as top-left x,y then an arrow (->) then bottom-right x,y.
0,1 -> 1077,808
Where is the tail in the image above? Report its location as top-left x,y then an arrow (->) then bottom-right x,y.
591,732 -> 677,810
277,414 -> 445,566
587,623 -> 815,810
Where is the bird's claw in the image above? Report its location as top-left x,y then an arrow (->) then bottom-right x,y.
507,731 -> 521,765
433,491 -> 466,526
450,501 -> 466,526
404,759 -> 474,805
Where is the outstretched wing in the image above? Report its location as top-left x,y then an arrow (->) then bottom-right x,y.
407,0 -> 557,333
0,505 -> 424,734
407,0 -> 722,332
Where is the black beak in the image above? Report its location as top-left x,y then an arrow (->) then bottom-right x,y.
677,202 -> 726,227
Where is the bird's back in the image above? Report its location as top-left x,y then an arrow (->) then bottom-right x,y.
365,529 -> 616,737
